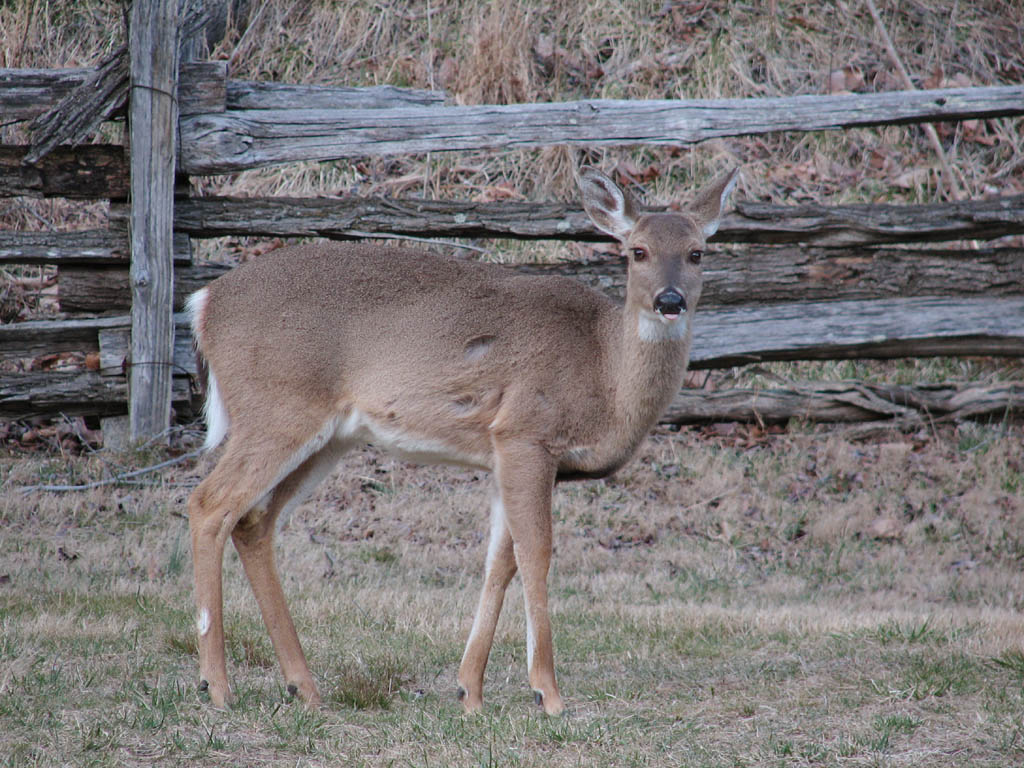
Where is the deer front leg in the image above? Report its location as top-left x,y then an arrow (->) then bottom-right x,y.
457,490 -> 518,712
495,443 -> 563,715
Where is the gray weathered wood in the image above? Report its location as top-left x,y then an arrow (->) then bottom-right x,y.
58,262 -> 227,313
227,80 -> 445,109
663,381 -> 1024,425
0,230 -> 127,264
51,246 -> 1023,312
0,230 -> 191,265
0,145 -> 128,199
179,61 -> 228,116
172,193 -> 1024,246
0,67 -> 91,121
99,321 -> 197,377
516,246 -> 1024,306
2,64 -> 441,122
725,194 -> 1024,246
0,315 -> 127,359
689,296 -> 1024,368
128,0 -> 180,441
24,45 -> 130,165
0,371 -> 191,418
179,85 -> 1024,174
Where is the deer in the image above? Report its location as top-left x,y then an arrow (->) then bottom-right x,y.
185,164 -> 739,715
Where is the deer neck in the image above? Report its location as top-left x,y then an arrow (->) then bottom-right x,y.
605,301 -> 692,452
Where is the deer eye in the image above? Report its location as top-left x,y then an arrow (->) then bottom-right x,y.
688,249 -> 703,265
631,248 -> 648,262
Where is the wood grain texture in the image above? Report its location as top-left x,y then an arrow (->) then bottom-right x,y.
49,246 -> 1023,311
172,193 -> 1024,246
179,85 -> 1024,174
0,145 -> 128,199
664,382 -> 1024,424
24,45 -> 129,165
0,371 -> 191,418
128,0 -> 180,440
689,296 -> 1024,368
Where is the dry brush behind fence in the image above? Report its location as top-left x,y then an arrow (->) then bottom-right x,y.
2,42 -> 1024,437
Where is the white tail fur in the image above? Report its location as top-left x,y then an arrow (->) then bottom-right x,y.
186,288 -> 229,451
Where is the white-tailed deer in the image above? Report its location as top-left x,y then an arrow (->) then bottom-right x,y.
186,165 -> 738,715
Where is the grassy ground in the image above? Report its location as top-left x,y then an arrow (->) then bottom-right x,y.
1,1 -> 1023,765
2,421 -> 1023,767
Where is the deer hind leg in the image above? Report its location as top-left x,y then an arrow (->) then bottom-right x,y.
188,421 -> 340,708
457,488 -> 518,712
493,442 -> 563,715
230,440 -> 348,706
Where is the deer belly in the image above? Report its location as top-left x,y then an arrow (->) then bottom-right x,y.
335,407 -> 491,470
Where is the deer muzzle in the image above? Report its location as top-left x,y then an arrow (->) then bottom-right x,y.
653,289 -> 686,319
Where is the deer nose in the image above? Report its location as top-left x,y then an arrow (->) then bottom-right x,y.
653,289 -> 686,317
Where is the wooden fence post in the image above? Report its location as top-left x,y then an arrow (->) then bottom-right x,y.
128,0 -> 181,442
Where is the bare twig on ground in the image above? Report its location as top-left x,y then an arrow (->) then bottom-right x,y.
19,449 -> 202,494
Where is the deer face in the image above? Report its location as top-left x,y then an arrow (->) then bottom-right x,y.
622,212 -> 705,329
578,166 -> 737,342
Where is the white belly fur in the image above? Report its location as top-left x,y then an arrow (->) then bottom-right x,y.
336,408 -> 490,469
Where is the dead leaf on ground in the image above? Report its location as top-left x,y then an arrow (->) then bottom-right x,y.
828,66 -> 865,93
865,516 -> 903,541
891,167 -> 931,190
471,181 -> 526,202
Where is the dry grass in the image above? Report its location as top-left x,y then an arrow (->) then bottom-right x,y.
1,5 -> 1023,762
2,422 -> 1023,766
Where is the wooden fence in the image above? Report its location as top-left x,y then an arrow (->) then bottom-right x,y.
2,2 -> 1024,441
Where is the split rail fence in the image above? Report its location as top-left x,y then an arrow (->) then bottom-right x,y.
2,1 -> 1024,441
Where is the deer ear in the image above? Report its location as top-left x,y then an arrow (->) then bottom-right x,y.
690,168 -> 739,238
578,167 -> 639,242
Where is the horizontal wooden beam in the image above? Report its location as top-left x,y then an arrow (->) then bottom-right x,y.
50,245 -> 1024,312
0,315 -> 127,359
58,262 -> 226,313
0,371 -> 190,418
519,246 -> 1024,306
1,64 -> 443,121
0,144 -> 128,199
0,68 -> 91,122
227,80 -> 444,110
688,295 -> 1024,368
0,230 -> 191,265
663,381 -> 1024,425
173,193 -> 1024,246
179,85 -> 1024,174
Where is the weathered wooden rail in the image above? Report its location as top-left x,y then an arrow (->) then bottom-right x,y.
179,85 -> 1024,174
1,33 -> 1023,433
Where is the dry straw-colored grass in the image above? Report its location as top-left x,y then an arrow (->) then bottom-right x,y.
1,4 -> 1024,762
2,422 -> 1024,766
